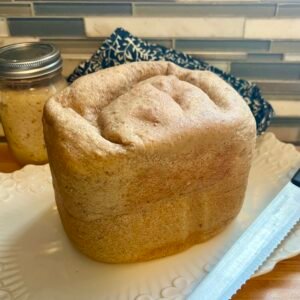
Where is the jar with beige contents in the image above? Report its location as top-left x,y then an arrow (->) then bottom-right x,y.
0,43 -> 67,165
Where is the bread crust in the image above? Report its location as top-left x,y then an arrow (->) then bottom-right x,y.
43,61 -> 256,263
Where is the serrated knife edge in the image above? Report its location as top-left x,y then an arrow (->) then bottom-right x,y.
187,168 -> 300,300
229,217 -> 300,299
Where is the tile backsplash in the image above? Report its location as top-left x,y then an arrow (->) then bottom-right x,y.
0,0 -> 299,144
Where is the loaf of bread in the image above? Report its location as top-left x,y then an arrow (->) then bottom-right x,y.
43,61 -> 256,263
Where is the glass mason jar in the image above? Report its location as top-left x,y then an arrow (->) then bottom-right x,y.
0,43 -> 67,165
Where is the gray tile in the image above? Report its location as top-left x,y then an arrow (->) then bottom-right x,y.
188,52 -> 283,62
175,39 -> 270,52
188,52 -> 247,61
231,63 -> 300,80
144,38 -> 173,49
0,3 -> 32,16
271,41 -> 300,53
8,18 -> 85,37
40,38 -> 173,54
34,2 -> 131,16
269,117 -> 300,128
247,53 -> 283,62
40,38 -> 103,54
135,3 -> 276,17
277,4 -> 300,16
255,80 -> 300,96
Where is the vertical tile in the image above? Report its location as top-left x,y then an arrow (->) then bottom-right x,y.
0,17 -> 8,36
8,18 -> 85,37
135,3 -> 276,17
0,3 -> 32,16
85,17 -> 245,38
34,2 -> 131,16
245,19 -> 300,39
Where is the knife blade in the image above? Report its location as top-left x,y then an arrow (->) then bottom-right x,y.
187,168 -> 300,300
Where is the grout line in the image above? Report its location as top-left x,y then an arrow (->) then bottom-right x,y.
282,53 -> 286,62
275,3 -> 279,17
83,17 -> 88,38
242,17 -> 246,39
5,17 -> 10,37
30,2 -> 35,17
268,39 -> 272,53
227,62 -> 231,73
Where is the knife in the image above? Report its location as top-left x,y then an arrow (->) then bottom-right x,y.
187,168 -> 300,300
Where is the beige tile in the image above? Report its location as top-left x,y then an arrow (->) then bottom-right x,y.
62,58 -> 86,77
61,53 -> 90,60
85,17 -> 245,38
284,54 -> 300,62
268,127 -> 300,144
245,19 -> 300,39
0,123 -> 4,137
188,51 -> 247,61
269,100 -> 300,117
0,37 -> 39,46
0,18 -> 8,37
205,61 -> 231,72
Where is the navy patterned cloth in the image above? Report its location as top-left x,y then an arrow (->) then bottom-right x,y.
68,28 -> 273,135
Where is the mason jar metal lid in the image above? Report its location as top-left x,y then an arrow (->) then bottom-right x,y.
0,42 -> 63,80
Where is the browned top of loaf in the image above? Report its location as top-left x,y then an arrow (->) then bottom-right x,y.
43,61 -> 256,222
44,61 -> 255,163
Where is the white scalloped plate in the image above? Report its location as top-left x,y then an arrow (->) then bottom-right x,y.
0,133 -> 300,300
